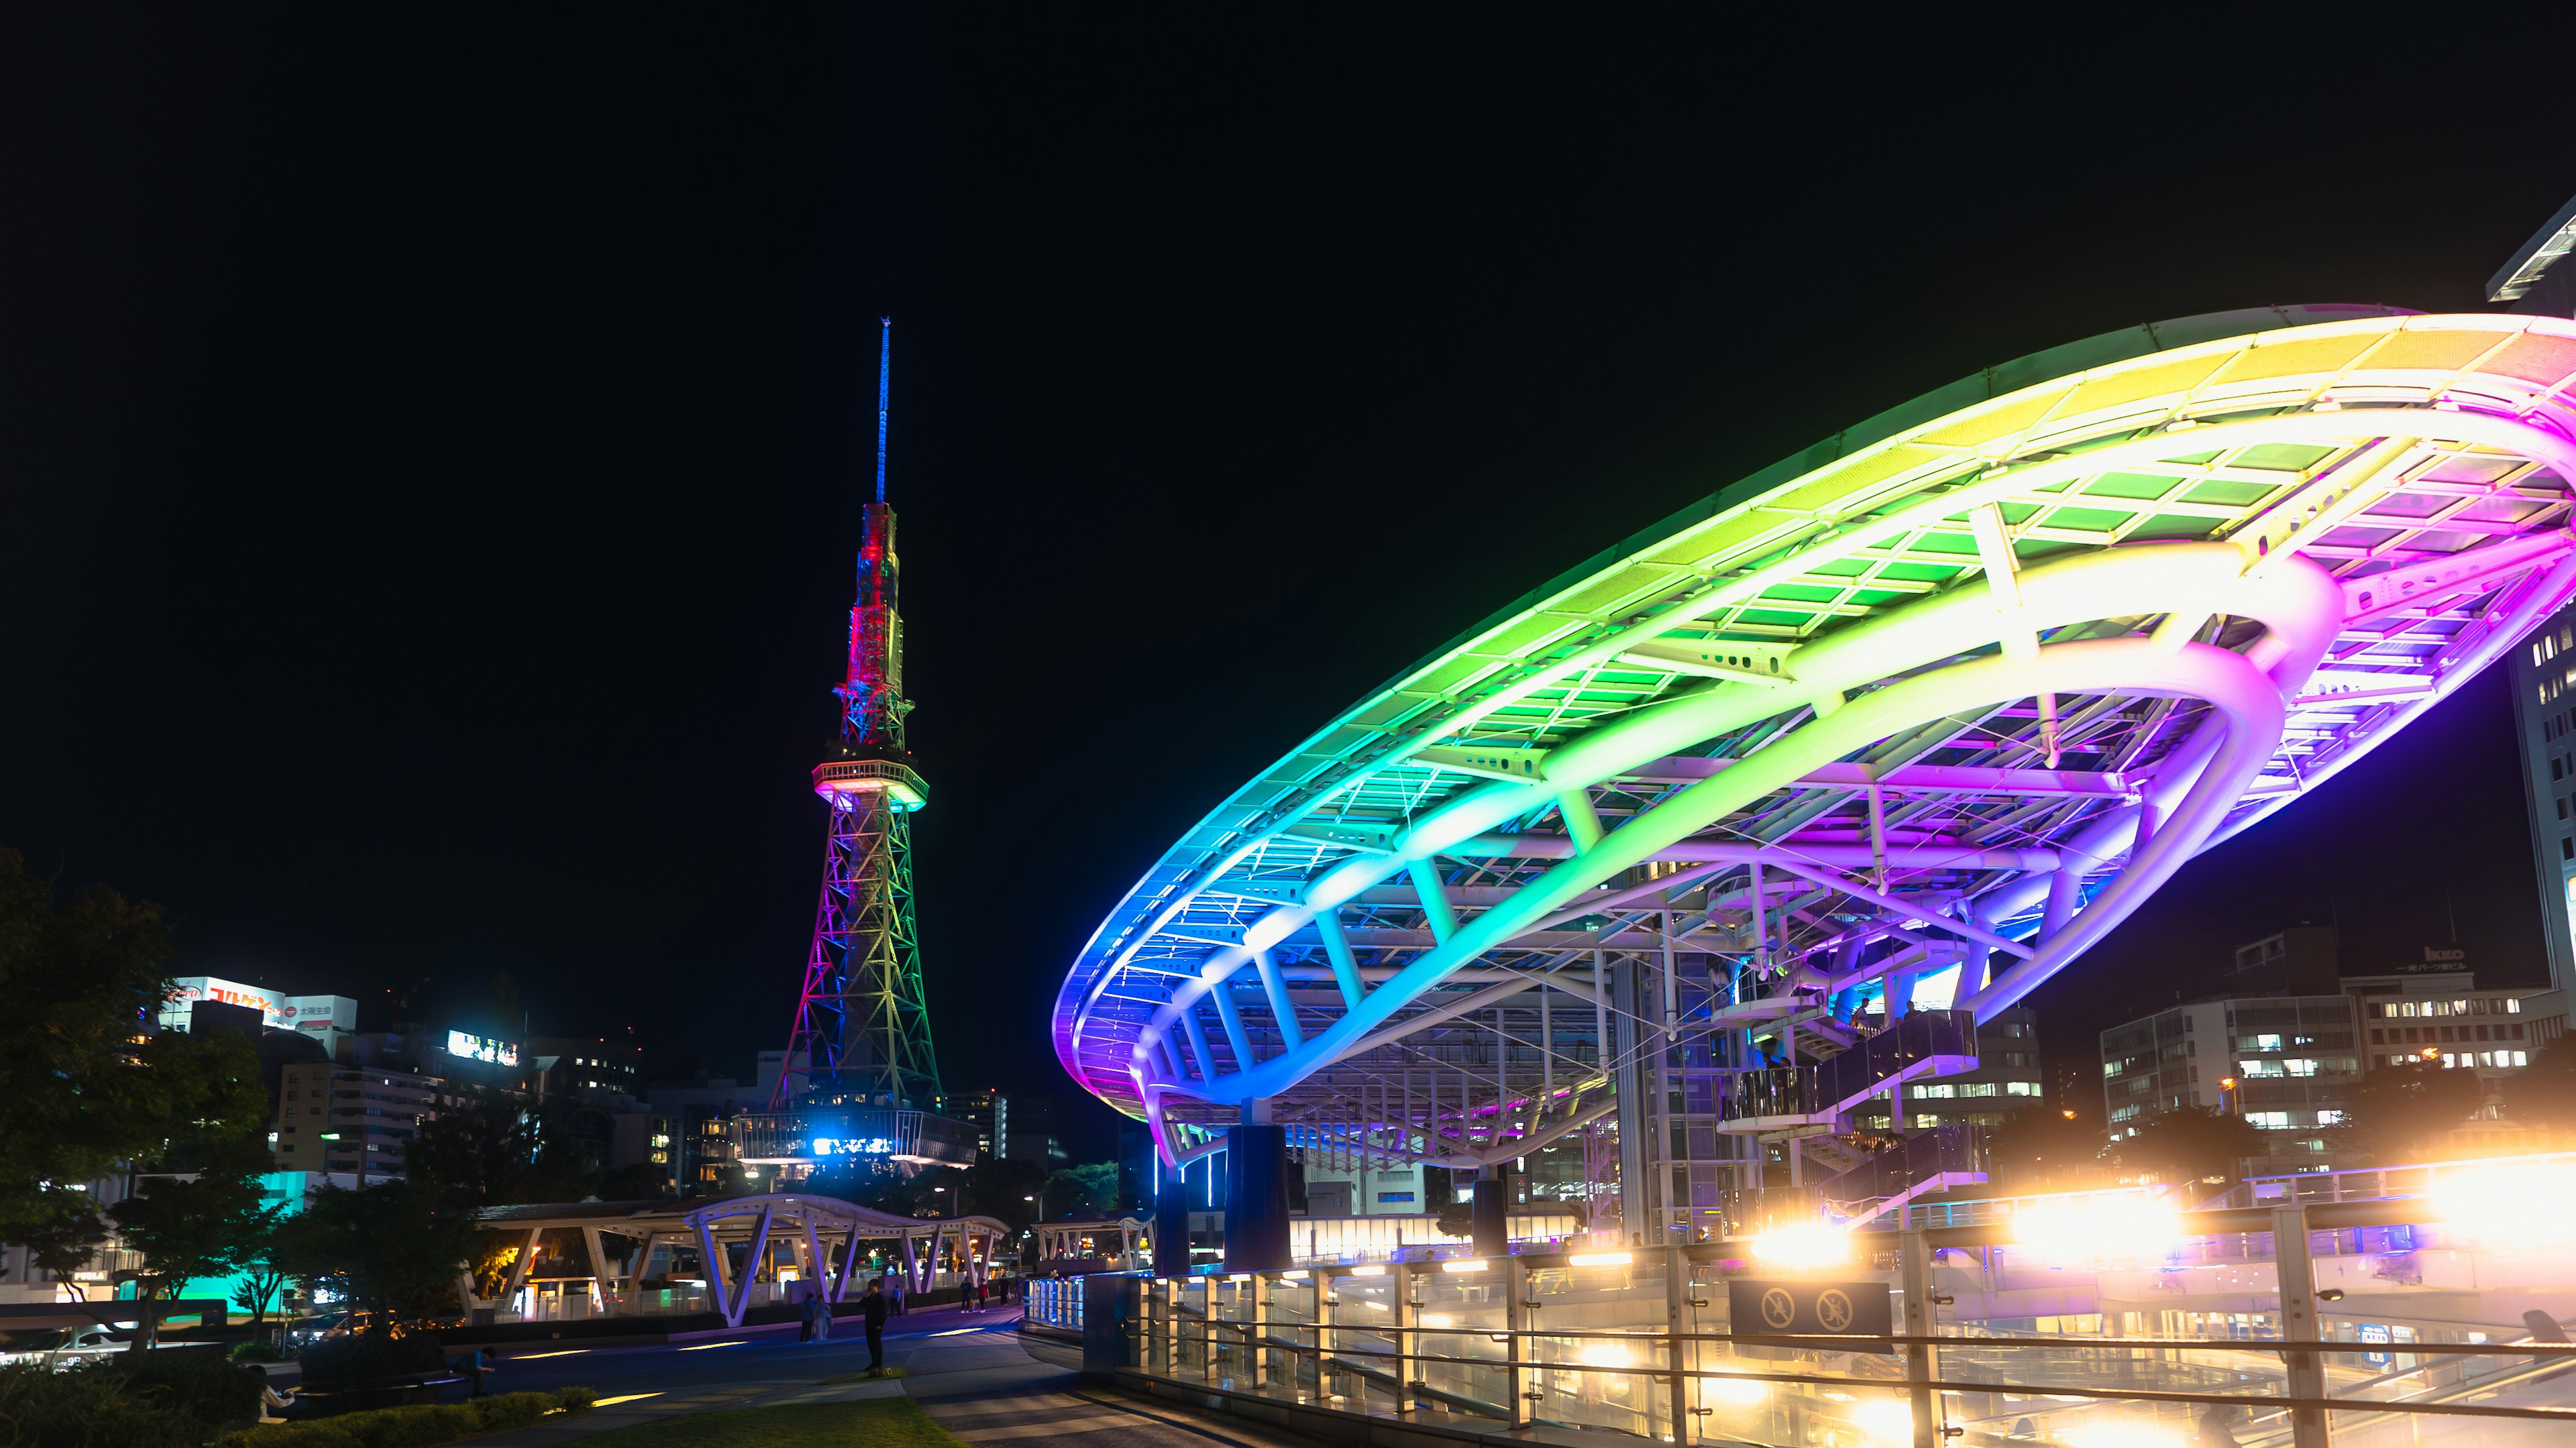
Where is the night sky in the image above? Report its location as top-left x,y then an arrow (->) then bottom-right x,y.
7,12 -> 2571,1156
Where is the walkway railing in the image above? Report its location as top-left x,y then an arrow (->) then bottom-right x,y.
1073,1229 -> 2576,1447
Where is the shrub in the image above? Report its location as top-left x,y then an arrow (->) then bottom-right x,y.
295,1334 -> 447,1387
0,1362 -> 202,1448
207,1387 -> 594,1448
111,1344 -> 262,1431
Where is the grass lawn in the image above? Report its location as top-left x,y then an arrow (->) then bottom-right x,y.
580,1396 -> 966,1448
816,1366 -> 910,1384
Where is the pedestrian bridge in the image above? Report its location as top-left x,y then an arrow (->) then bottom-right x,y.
468,1192 -> 1013,1328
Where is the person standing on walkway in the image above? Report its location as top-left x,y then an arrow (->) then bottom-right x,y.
890,1269 -> 906,1316
860,1277 -> 890,1376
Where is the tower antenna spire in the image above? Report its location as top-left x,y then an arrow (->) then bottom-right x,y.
874,317 -> 891,505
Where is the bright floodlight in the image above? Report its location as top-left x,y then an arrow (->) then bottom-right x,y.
1849,1398 -> 1919,1447
1750,1220 -> 1852,1271
1051,305 -> 2576,1192
2430,1161 -> 2576,1249
2008,1194 -> 2182,1268
2063,1421 -> 2192,1448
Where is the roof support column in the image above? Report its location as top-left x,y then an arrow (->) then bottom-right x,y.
1315,909 -> 1367,1011
1210,981 -> 1257,1072
1407,857 -> 1458,943
1254,950 -> 1304,1050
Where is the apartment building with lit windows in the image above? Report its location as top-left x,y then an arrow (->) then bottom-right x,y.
2346,970 -> 2550,1074
2099,993 -> 2362,1176
272,1063 -> 449,1181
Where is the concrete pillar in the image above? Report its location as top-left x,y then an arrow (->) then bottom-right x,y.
1155,1172 -> 1192,1278
1471,1164 -> 1511,1258
1223,1121 -> 1293,1272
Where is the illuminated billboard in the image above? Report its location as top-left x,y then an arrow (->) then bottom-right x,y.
159,978 -> 358,1038
446,1029 -> 520,1066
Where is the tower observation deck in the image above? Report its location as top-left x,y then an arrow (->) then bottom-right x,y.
775,319 -> 943,1117
1054,303 -> 2576,1247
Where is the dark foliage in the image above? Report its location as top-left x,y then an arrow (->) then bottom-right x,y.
273,1182 -> 474,1333
0,848 -> 268,1260
294,1333 -> 449,1388
2338,1060 -> 2486,1162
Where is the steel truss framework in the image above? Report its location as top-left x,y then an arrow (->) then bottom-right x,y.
1054,307 -> 2576,1209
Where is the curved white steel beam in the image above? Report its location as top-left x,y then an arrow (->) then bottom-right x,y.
1057,311 -> 2576,1167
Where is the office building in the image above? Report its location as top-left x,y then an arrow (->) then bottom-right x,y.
951,1087 -> 1008,1162
2100,992 -> 2362,1176
531,1036 -> 642,1099
272,1061 -> 450,1182
160,977 -> 360,1058
2512,614 -> 2576,1013
2345,965 -> 2551,1074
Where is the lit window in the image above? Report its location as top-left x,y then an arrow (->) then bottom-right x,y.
2316,1110 -> 2346,1125
2245,1111 -> 2291,1129
2005,1081 -> 2041,1097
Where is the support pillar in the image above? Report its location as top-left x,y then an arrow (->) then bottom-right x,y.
1391,1262 -> 1418,1414
1899,1230 -> 1941,1448
1471,1164 -> 1511,1258
2274,1206 -> 2329,1448
1224,1119 -> 1293,1272
1155,1172 -> 1192,1277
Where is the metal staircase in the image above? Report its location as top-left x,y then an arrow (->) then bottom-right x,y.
1809,1123 -> 1989,1223
1718,1009 -> 1980,1132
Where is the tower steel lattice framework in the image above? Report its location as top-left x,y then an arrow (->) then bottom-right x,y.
776,319 -> 942,1111
1053,302 -> 2576,1240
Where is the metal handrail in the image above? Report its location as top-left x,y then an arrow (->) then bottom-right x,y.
1134,1315 -> 2576,1425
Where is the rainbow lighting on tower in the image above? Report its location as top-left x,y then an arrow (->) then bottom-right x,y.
776,318 -> 942,1112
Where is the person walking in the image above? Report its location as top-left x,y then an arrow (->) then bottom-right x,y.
859,1277 -> 890,1376
798,1288 -> 817,1343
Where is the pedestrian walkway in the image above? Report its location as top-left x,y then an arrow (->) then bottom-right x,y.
457,1311 -> 1334,1448
466,1362 -> 903,1444
903,1328 -> 1332,1448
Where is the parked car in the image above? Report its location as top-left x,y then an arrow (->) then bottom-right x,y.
283,1311 -> 352,1351
0,1324 -> 134,1370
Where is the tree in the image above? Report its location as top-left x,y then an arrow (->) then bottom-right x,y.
1040,1162 -> 1121,1219
274,1180 -> 474,1333
596,1162 -> 673,1202
107,1171 -> 276,1347
230,1206 -> 292,1341
2106,1106 -> 2267,1194
2337,1060 -> 2486,1163
2506,1034 -> 2576,1135
16,1185 -> 112,1298
1984,1105 -> 2116,1194
405,1084 -> 602,1208
0,849 -> 270,1254
108,1173 -> 268,1300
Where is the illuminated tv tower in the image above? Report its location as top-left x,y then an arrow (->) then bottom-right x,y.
774,319 -> 942,1110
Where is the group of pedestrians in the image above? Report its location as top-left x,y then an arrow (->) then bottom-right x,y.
800,1259 -> 1010,1376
